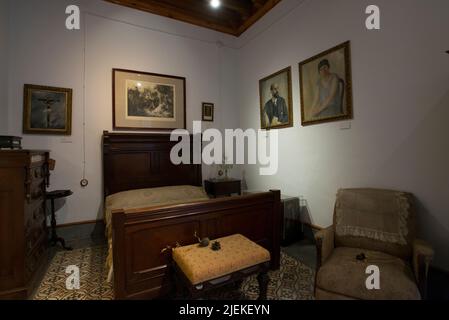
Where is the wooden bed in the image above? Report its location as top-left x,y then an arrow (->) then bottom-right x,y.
103,131 -> 281,300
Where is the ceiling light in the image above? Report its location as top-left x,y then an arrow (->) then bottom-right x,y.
210,0 -> 221,9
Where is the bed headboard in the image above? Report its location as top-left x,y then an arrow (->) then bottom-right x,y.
102,131 -> 202,197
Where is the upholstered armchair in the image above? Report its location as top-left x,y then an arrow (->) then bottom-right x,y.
314,189 -> 434,300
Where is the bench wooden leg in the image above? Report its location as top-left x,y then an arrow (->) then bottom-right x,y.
257,272 -> 269,300
175,282 -> 185,299
172,270 -> 189,300
233,279 -> 244,290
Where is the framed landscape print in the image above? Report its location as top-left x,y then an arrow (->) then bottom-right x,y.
202,102 -> 214,122
23,84 -> 72,135
113,69 -> 186,130
259,67 -> 293,130
299,41 -> 353,126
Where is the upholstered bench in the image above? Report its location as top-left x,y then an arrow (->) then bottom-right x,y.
172,234 -> 271,300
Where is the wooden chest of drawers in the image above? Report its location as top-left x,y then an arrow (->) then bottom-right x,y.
0,150 -> 50,299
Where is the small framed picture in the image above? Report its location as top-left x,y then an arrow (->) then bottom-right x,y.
202,102 -> 214,122
23,84 -> 73,135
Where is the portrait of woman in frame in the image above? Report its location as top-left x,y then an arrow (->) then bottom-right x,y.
299,41 -> 353,126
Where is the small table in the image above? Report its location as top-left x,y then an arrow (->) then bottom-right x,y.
204,179 -> 241,198
45,190 -> 73,251
281,195 -> 303,246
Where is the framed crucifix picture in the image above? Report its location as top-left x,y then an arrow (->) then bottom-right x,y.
23,84 -> 72,135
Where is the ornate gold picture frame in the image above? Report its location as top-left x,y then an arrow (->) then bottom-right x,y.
259,67 -> 293,130
299,41 -> 353,126
23,84 -> 72,135
113,69 -> 186,131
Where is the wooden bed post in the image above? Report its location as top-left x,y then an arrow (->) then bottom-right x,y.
112,209 -> 126,299
270,189 -> 281,270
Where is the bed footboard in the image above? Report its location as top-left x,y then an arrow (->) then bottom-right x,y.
111,190 -> 281,300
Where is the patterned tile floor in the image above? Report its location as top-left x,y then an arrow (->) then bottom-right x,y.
33,245 -> 315,300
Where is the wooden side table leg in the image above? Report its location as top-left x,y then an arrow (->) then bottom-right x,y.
49,198 -> 72,251
174,278 -> 184,299
257,272 -> 269,300
50,198 -> 57,244
57,237 -> 73,251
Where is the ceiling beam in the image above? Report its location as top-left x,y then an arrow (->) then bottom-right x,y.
221,0 -> 254,19
237,0 -> 282,36
103,0 -> 282,37
105,0 -> 238,35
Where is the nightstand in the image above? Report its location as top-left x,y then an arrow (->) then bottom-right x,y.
281,195 -> 303,246
204,179 -> 242,198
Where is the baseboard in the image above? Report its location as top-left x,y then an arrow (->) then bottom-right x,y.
56,219 -> 103,229
302,222 -> 323,231
54,219 -> 106,249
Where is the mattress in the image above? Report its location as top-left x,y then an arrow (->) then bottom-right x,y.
104,185 -> 210,282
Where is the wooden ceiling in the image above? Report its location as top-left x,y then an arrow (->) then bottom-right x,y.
104,0 -> 282,36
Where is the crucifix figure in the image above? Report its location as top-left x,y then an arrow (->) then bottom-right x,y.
38,97 -> 60,128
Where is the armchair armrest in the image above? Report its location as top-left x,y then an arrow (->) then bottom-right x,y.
413,239 -> 434,299
314,226 -> 335,269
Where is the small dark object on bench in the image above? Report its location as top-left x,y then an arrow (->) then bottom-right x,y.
211,241 -> 221,251
199,238 -> 210,247
194,231 -> 210,247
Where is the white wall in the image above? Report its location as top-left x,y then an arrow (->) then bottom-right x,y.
0,0 -> 9,134
237,0 -> 449,270
6,0 -> 449,270
7,0 -> 239,224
